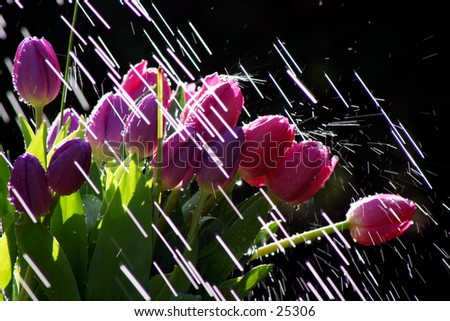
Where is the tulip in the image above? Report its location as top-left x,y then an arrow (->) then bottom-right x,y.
239,115 -> 296,187
123,93 -> 161,158
47,108 -> 81,150
13,36 -> 61,109
121,60 -> 172,106
153,125 -> 201,190
8,153 -> 52,217
180,73 -> 244,141
85,92 -> 128,161
346,194 -> 416,246
47,138 -> 92,195
197,126 -> 244,193
266,140 -> 338,204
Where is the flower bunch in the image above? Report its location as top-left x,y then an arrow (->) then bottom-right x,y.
0,36 -> 417,301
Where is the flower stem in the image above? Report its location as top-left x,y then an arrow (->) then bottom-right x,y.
153,67 -> 164,204
248,219 -> 351,262
59,1 -> 79,130
187,191 -> 208,249
34,106 -> 43,132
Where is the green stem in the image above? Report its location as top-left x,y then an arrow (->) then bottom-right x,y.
153,67 -> 164,204
155,189 -> 181,232
187,191 -> 208,248
249,219 -> 351,262
59,1 -> 79,130
18,265 -> 37,301
34,106 -> 43,132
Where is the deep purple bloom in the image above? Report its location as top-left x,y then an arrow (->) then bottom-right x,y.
346,194 -> 416,246
47,108 -> 81,150
123,93 -> 161,158
153,125 -> 201,191
197,126 -> 244,193
180,73 -> 244,141
85,92 -> 128,161
13,36 -> 61,108
47,138 -> 92,195
8,153 -> 52,217
239,115 -> 296,187
266,140 -> 338,204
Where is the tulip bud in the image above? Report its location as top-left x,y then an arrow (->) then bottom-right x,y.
8,153 -> 52,217
85,92 -> 128,161
197,126 -> 244,193
47,138 -> 92,195
47,108 -> 81,150
153,125 -> 201,190
266,140 -> 338,204
121,60 -> 172,106
180,73 -> 244,141
239,115 -> 295,187
123,93 -> 161,158
13,36 -> 61,109
346,194 -> 416,246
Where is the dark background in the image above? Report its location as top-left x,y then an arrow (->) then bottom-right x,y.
1,0 -> 449,300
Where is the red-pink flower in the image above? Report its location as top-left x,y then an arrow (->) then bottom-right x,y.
239,115 -> 295,187
121,60 -> 171,106
266,140 -> 338,204
346,194 -> 416,246
180,73 -> 244,141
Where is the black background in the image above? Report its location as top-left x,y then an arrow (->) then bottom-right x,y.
1,0 -> 449,300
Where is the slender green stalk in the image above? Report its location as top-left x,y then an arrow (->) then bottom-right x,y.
187,191 -> 208,251
249,219 -> 350,262
59,1 -> 79,130
34,106 -> 43,132
155,190 -> 181,231
153,67 -> 164,204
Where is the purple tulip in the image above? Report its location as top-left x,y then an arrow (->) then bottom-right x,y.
197,126 -> 244,193
180,73 -> 244,141
123,93 -> 161,158
153,125 -> 201,191
13,36 -> 61,109
346,194 -> 416,246
85,92 -> 128,161
47,138 -> 92,195
8,153 -> 52,217
47,108 -> 81,150
239,115 -> 296,187
266,140 -> 338,204
121,60 -> 172,106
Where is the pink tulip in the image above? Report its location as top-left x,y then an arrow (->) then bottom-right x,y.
346,194 -> 416,246
239,115 -> 295,187
266,140 -> 338,204
121,60 -> 171,106
13,36 -> 61,109
180,73 -> 244,141
123,93 -> 160,158
85,92 -> 128,161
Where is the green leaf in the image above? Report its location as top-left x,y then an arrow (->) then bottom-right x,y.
18,115 -> 35,149
219,264 -> 273,300
0,214 -> 18,300
26,121 -> 47,169
199,195 -> 270,284
81,194 -> 102,233
50,192 -> 87,298
15,215 -> 81,300
254,220 -> 281,247
87,155 -> 153,300
166,85 -> 185,136
0,153 -> 13,219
